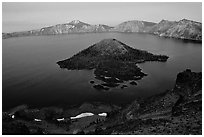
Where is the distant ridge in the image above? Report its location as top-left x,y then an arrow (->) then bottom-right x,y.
3,19 -> 202,42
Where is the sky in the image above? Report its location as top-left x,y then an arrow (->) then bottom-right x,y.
2,2 -> 202,33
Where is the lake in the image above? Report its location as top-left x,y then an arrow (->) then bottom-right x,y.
2,33 -> 202,111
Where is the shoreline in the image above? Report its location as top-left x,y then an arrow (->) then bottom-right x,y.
2,69 -> 202,135
3,31 -> 202,43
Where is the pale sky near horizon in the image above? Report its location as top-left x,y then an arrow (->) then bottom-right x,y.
2,2 -> 202,33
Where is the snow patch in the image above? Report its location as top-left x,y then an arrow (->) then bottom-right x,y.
70,112 -> 94,119
57,118 -> 65,121
11,115 -> 15,119
115,78 -> 120,81
98,113 -> 107,117
104,76 -> 112,79
34,119 -> 42,122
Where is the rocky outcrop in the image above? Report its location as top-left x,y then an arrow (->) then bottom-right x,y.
57,39 -> 168,89
3,19 -> 202,42
148,19 -> 177,34
98,69 -> 202,135
111,20 -> 156,32
151,19 -> 202,42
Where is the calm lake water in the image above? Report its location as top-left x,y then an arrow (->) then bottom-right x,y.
2,33 -> 202,111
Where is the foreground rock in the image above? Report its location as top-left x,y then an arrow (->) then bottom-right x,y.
97,69 -> 202,135
57,39 -> 168,89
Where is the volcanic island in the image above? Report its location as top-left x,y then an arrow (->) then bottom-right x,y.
57,39 -> 169,90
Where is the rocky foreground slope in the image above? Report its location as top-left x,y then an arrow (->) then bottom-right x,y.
57,39 -> 168,89
99,69 -> 202,135
3,19 -> 202,42
2,69 -> 202,134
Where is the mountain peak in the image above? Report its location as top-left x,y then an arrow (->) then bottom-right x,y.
180,18 -> 190,22
68,20 -> 91,27
158,19 -> 174,24
160,19 -> 168,22
92,39 -> 128,55
69,20 -> 82,24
